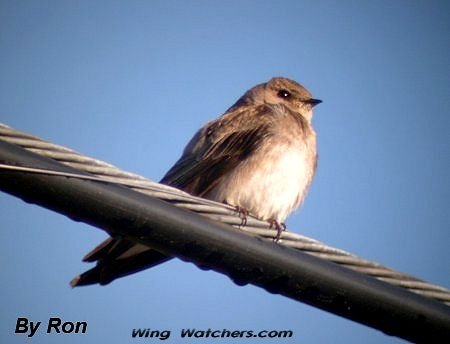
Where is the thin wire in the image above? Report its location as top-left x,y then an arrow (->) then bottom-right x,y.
1,123 -> 449,306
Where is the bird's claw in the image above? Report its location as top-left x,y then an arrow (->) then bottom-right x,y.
235,206 -> 249,227
269,219 -> 286,241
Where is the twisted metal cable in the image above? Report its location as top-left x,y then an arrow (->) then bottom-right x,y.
1,123 -> 449,306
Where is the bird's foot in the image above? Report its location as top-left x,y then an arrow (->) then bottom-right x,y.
268,219 -> 286,241
235,206 -> 249,227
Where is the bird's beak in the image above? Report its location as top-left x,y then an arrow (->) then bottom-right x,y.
305,98 -> 322,107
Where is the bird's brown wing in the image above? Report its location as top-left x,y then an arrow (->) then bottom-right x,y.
72,105 -> 274,286
161,125 -> 270,196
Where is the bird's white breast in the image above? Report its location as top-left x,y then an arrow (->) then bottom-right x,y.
206,136 -> 316,222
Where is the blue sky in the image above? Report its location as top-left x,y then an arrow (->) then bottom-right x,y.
1,1 -> 449,343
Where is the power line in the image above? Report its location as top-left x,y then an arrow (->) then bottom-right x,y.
0,124 -> 449,342
1,124 -> 449,305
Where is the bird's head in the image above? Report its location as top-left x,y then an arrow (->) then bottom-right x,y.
228,77 -> 321,122
263,77 -> 321,122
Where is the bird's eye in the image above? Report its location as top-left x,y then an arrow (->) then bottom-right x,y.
277,89 -> 291,99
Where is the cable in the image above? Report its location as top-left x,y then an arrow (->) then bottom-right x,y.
1,135 -> 450,343
0,123 -> 449,307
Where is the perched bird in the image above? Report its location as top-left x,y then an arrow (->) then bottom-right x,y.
70,77 -> 321,287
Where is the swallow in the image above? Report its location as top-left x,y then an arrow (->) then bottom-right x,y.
70,77 -> 321,286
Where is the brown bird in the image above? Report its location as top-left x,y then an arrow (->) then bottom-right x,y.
70,77 -> 321,287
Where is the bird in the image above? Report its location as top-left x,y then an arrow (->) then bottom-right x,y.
70,77 -> 321,287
